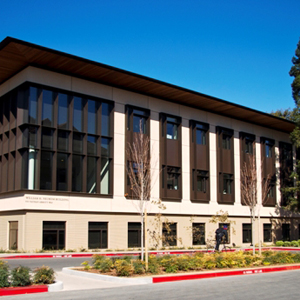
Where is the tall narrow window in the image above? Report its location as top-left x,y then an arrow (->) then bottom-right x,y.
125,106 -> 150,198
72,155 -> 83,192
42,90 -> 54,127
190,121 -> 210,202
58,93 -> 68,129
88,99 -> 97,134
87,156 -> 97,193
261,137 -> 276,206
73,97 -> 83,132
9,221 -> 18,250
40,151 -> 53,190
28,87 -> 38,124
217,127 -> 234,204
160,113 -> 182,200
57,153 -> 68,191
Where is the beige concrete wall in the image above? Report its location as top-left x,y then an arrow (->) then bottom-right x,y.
1,210 -> 292,251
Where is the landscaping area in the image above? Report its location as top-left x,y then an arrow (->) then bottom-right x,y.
79,250 -> 300,277
0,261 -> 55,288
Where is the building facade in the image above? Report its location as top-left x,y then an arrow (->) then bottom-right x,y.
0,37 -> 298,251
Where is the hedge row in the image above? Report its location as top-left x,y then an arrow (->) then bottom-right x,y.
89,250 -> 300,277
275,240 -> 300,247
0,261 -> 55,288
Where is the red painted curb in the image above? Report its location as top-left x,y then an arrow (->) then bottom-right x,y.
0,285 -> 48,296
152,264 -> 300,283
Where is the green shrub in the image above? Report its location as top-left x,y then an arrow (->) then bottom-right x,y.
275,241 -> 284,246
33,266 -> 55,284
81,261 -> 91,270
160,256 -> 178,273
202,254 -> 216,269
133,260 -> 145,274
283,241 -> 291,247
291,240 -> 299,247
0,261 -> 10,288
147,255 -> 160,274
114,260 -> 133,277
176,255 -> 191,271
92,254 -> 105,264
11,266 -> 31,287
95,258 -> 113,273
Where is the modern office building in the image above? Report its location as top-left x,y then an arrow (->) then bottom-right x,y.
0,37 -> 297,251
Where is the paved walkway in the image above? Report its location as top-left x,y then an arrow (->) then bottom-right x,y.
55,272 -> 140,291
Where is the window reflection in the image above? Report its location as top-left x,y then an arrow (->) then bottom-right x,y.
42,90 -> 54,127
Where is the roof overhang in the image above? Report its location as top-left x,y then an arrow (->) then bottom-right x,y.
0,37 -> 295,134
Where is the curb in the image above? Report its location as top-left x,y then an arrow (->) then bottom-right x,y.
2,247 -> 299,260
0,281 -> 63,296
62,264 -> 300,285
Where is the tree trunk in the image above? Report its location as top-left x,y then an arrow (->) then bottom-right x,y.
141,214 -> 144,261
251,209 -> 255,255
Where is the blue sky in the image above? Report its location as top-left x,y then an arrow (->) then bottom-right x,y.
1,0 -> 299,113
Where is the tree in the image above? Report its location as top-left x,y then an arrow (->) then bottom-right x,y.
281,38 -> 300,211
270,107 -> 298,122
126,124 -> 152,261
240,148 -> 271,255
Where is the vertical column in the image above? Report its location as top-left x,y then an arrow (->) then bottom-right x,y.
113,103 -> 125,198
256,138 -> 262,205
234,130 -> 241,205
181,118 -> 190,202
150,111 -> 160,204
209,125 -> 217,203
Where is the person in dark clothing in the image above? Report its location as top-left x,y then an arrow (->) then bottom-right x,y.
215,225 -> 228,251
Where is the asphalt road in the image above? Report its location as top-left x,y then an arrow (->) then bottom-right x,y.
5,257 -> 93,271
3,269 -> 300,300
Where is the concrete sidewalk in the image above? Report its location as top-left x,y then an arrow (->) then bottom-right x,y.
55,271 -> 142,291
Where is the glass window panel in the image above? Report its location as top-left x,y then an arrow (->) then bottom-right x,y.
196,170 -> 208,192
101,102 -> 111,136
73,97 -> 83,132
29,87 -> 38,124
89,230 -> 101,249
101,138 -> 110,157
73,133 -> 83,153
42,90 -> 54,127
266,144 -> 272,158
167,167 -> 180,190
88,100 -> 97,134
264,224 -> 272,242
242,224 -> 252,243
72,155 -> 83,192
87,156 -> 97,193
40,151 -> 53,190
101,158 -> 110,194
166,116 -> 178,123
87,135 -> 97,155
28,126 -> 38,148
196,129 -> 206,145
41,128 -> 53,149
57,153 -> 68,191
57,131 -> 69,152
222,134 -> 231,149
58,93 -> 68,129
167,123 -> 178,140
128,222 -> 141,248
245,138 -> 253,154
133,115 -> 146,133
162,223 -> 177,246
192,223 -> 205,245
223,174 -> 233,194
